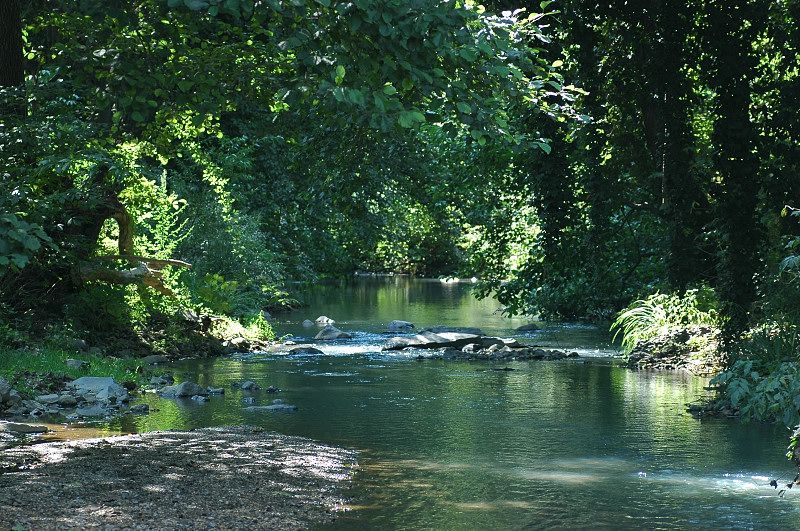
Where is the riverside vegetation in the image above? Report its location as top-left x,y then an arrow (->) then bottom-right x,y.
1,0 -> 800,526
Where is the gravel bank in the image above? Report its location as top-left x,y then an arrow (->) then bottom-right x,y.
0,426 -> 356,530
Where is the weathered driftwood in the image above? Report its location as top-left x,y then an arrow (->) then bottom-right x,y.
96,255 -> 192,270
75,262 -> 184,296
69,165 -> 191,296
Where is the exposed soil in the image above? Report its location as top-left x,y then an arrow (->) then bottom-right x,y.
0,426 -> 356,530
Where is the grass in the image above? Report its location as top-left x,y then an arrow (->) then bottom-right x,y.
0,347 -> 146,397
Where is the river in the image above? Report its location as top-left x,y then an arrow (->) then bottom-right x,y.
57,277 -> 800,528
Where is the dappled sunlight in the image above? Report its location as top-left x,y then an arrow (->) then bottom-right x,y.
0,427 -> 355,529
450,500 -> 537,511
513,469 -> 606,484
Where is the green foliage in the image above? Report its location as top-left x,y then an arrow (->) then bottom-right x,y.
611,288 -> 720,353
712,360 -> 800,428
193,274 -> 239,315
0,213 -> 56,271
780,208 -> 800,281
0,347 -> 145,396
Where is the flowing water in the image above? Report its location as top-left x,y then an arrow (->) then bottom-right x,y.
54,277 -> 800,528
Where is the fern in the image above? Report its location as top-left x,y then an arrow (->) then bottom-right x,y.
611,288 -> 719,353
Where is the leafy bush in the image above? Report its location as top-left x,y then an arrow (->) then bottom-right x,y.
712,360 -> 800,427
611,287 -> 720,353
0,213 -> 56,271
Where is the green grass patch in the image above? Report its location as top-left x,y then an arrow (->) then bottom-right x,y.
0,347 -> 145,397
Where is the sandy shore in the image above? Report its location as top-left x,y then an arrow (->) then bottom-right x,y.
0,426 -> 356,530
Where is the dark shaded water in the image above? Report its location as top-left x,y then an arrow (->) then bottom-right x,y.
59,277 -> 800,528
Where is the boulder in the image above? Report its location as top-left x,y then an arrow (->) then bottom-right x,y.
68,377 -> 129,403
479,337 -> 507,349
0,378 -> 21,407
129,404 -> 150,414
315,316 -> 336,325
58,395 -> 78,408
302,319 -> 315,327
387,320 -> 415,333
383,331 -> 483,351
516,323 -> 540,332
289,346 -> 325,355
76,404 -> 111,417
36,394 -> 61,405
66,359 -> 90,370
421,326 -> 485,336
0,422 -> 49,434
191,395 -> 210,403
207,387 -> 225,395
159,381 -> 208,398
150,376 -> 170,387
240,380 -> 261,391
266,386 -> 279,393
314,325 -> 352,340
0,377 -> 10,395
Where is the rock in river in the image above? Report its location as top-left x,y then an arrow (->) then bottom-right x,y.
383,331 -> 484,351
159,381 -> 208,398
240,380 -> 261,391
68,376 -> 129,403
0,422 -> 49,434
289,346 -> 325,355
315,315 -> 336,325
314,325 -> 352,340
516,323 -> 540,332
244,399 -> 298,413
76,404 -> 111,418
387,320 -> 415,332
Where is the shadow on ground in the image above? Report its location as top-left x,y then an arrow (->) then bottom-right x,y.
0,426 -> 356,530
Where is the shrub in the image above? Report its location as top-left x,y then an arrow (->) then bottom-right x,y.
711,360 -> 800,427
611,287 -> 720,353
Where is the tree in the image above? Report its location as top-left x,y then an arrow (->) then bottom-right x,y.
706,0 -> 765,338
0,0 -> 23,88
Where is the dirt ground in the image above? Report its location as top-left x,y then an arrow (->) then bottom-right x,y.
0,426 -> 356,530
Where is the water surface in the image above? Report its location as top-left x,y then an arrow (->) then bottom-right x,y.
59,277 -> 800,528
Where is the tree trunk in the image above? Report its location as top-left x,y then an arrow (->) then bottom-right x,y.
0,0 -> 23,88
707,0 -> 764,339
659,0 -> 702,290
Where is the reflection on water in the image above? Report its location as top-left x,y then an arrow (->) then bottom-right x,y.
39,277 -> 800,528
278,276 -> 618,356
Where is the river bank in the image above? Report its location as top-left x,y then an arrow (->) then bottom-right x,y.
0,426 -> 355,530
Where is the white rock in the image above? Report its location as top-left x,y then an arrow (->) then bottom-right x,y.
387,320 -> 415,332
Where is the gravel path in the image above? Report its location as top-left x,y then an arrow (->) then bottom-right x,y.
0,426 -> 356,530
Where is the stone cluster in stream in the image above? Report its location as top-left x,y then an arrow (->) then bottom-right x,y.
0,376 -> 148,422
415,344 -> 580,361
625,325 -> 721,375
381,328 -> 581,362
